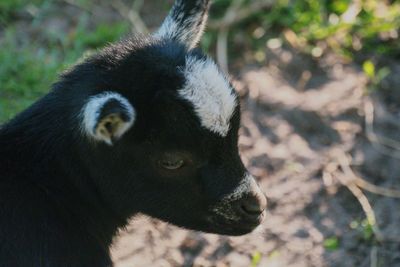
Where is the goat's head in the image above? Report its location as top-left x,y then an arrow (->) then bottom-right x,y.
74,0 -> 266,236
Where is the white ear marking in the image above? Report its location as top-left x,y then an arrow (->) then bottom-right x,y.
154,0 -> 210,48
81,92 -> 135,145
178,56 -> 237,136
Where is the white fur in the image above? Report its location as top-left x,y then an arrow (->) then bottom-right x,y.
81,92 -> 135,145
155,1 -> 208,48
179,56 -> 237,136
224,173 -> 253,201
212,174 -> 258,221
155,12 -> 182,41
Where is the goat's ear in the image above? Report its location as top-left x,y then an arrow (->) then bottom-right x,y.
81,92 -> 135,145
154,0 -> 211,48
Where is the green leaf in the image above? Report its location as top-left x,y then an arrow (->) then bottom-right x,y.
363,60 -> 375,78
323,236 -> 339,251
376,67 -> 390,82
361,219 -> 374,241
251,251 -> 262,267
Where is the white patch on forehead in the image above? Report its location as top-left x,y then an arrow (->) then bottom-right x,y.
81,92 -> 135,143
178,56 -> 237,136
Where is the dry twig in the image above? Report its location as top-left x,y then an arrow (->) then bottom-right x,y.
329,149 -> 400,243
354,175 -> 400,199
370,246 -> 378,267
214,0 -> 275,72
215,0 -> 246,73
327,151 -> 400,198
364,97 -> 400,160
208,0 -> 275,30
112,0 -> 149,34
334,170 -> 384,242
338,151 -> 400,198
63,0 -> 93,13
216,29 -> 229,73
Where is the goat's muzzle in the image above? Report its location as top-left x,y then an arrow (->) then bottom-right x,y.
210,175 -> 267,235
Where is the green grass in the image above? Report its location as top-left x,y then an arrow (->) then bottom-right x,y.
0,0 -> 47,24
0,0 -> 27,23
0,29 -> 60,122
0,9 -> 129,123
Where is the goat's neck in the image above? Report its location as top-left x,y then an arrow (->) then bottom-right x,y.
0,97 -> 127,248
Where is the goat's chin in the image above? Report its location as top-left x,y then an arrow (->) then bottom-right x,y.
199,210 -> 266,236
205,227 -> 256,236
191,222 -> 260,236
143,210 -> 265,236
172,215 -> 264,236
212,222 -> 262,236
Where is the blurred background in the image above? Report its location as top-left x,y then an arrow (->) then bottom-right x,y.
1,0 -> 400,266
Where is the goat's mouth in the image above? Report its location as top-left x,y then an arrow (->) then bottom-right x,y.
203,188 -> 267,235
197,173 -> 268,235
202,201 -> 266,236
204,208 -> 266,236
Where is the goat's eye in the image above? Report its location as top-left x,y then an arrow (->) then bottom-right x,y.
159,158 -> 185,170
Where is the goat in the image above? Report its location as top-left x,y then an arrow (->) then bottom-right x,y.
0,1 -> 267,266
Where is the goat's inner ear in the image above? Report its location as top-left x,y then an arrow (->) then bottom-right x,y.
82,92 -> 135,145
95,113 -> 128,145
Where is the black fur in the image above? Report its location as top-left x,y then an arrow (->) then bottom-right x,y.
0,1 -> 266,266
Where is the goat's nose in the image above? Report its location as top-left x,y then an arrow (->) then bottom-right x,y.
237,193 -> 267,217
230,175 -> 267,220
235,176 -> 267,219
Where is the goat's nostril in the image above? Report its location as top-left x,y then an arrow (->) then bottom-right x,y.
238,196 -> 266,216
241,203 -> 263,215
260,193 -> 267,211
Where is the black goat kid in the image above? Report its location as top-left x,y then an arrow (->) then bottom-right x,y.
0,1 -> 267,266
